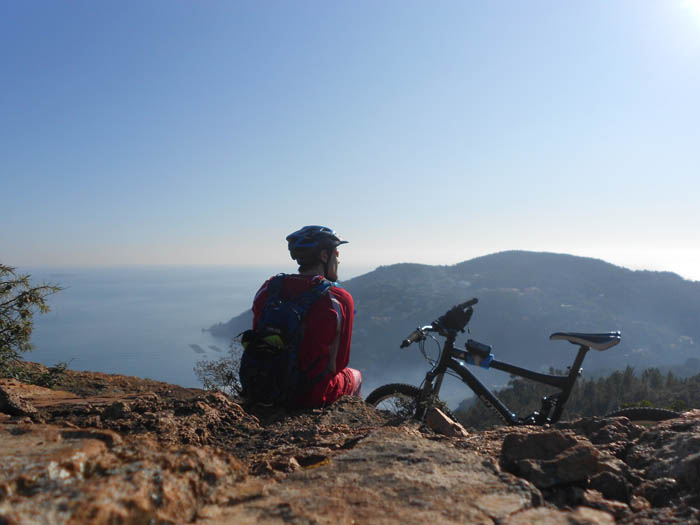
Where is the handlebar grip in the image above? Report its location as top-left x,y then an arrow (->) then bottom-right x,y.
400,328 -> 424,348
460,298 -> 478,309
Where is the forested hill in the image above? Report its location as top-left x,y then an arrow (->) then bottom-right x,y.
209,251 -> 700,383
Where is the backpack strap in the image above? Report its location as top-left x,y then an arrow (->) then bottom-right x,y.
296,277 -> 337,388
262,274 -> 331,316
264,274 -> 286,304
260,273 -> 332,347
293,277 -> 333,314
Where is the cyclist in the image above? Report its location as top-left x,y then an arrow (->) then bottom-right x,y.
251,225 -> 361,407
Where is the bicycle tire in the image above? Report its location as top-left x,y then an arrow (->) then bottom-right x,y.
366,383 -> 421,419
606,407 -> 680,423
366,383 -> 456,421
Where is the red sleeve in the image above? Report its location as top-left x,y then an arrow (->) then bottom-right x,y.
329,286 -> 354,372
251,278 -> 272,330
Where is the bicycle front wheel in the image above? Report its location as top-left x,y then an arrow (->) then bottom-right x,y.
366,383 -> 422,419
606,407 -> 680,424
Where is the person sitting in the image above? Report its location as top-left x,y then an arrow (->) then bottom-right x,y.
250,225 -> 361,407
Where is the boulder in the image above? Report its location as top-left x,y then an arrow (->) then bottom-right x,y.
624,410 -> 700,483
0,384 -> 37,417
500,430 -> 628,489
634,477 -> 679,507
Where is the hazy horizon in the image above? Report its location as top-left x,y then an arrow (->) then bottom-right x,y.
16,248 -> 700,284
24,258 -> 700,400
4,2 -> 699,281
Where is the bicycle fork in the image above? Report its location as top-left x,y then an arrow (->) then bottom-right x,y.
414,370 -> 447,420
414,334 -> 455,420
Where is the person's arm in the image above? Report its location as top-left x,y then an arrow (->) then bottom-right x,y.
251,279 -> 271,330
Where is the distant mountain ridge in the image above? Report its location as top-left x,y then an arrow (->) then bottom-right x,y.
209,251 -> 700,385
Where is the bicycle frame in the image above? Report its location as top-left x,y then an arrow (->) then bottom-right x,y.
414,331 -> 590,425
369,298 -> 621,425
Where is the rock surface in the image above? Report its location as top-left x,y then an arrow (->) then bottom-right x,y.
1,371 -> 699,523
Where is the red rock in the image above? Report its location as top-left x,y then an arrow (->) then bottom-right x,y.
426,407 -> 469,437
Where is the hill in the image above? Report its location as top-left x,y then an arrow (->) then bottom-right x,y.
208,251 -> 700,390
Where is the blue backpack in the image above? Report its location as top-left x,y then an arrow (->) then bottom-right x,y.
239,274 -> 332,405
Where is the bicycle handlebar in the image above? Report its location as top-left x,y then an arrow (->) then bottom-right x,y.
400,325 -> 434,348
459,298 -> 479,309
400,298 -> 479,348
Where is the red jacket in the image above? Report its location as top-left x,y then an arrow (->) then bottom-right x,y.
252,274 -> 355,407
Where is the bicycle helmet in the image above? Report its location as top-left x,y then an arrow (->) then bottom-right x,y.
286,225 -> 348,266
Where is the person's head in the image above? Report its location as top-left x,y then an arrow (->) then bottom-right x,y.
286,225 -> 348,281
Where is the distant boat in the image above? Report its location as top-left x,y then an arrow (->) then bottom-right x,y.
189,344 -> 206,354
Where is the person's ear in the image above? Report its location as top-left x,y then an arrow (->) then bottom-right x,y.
319,249 -> 330,264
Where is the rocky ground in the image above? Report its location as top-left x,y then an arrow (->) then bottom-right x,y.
1,363 -> 699,524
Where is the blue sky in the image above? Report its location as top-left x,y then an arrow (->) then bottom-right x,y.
3,1 -> 699,280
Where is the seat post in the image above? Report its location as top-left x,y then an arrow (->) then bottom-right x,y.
550,345 -> 589,422
568,345 -> 589,382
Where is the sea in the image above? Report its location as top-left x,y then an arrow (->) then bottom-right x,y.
23,265 -> 376,389
21,264 -> 525,408
24,266 -> 283,388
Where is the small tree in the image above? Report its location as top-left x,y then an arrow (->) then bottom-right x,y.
0,264 -> 62,374
193,339 -> 243,397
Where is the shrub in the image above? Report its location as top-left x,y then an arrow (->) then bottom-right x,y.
0,263 -> 62,375
193,339 -> 242,397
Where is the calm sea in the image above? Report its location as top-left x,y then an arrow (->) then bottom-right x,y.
24,266 -> 279,387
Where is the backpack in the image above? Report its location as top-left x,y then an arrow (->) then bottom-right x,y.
238,274 -> 332,405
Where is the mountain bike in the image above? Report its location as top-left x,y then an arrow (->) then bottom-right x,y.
365,298 -> 680,425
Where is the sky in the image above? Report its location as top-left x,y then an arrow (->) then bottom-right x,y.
2,1 -> 700,280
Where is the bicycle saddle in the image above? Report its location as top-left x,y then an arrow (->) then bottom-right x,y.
549,331 -> 621,351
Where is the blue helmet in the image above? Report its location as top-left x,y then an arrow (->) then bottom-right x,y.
286,225 -> 348,264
